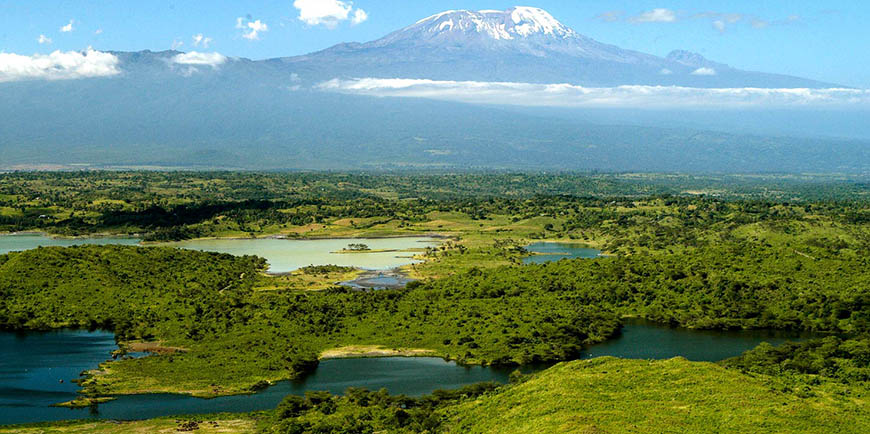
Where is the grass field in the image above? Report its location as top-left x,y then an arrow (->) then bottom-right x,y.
440,357 -> 870,434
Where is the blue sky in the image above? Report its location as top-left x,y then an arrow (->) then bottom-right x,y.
1,0 -> 867,87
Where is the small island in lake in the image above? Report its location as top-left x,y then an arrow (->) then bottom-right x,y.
332,243 -> 399,254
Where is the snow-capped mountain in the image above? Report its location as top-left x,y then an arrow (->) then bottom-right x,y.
367,7 -> 649,61
284,6 -> 831,88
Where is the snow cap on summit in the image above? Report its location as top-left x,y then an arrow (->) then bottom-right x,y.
411,6 -> 576,40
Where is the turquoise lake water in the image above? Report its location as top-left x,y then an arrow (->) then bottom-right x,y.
0,234 -> 438,273
165,237 -> 438,273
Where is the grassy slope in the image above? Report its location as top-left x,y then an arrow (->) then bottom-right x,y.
440,358 -> 870,434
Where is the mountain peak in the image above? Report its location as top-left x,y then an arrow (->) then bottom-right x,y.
508,6 -> 573,37
409,6 -> 576,41
666,50 -> 726,69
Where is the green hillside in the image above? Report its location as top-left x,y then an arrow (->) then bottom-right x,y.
440,357 -> 870,434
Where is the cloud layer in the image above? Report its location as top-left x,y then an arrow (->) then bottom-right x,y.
317,78 -> 870,108
294,0 -> 368,28
0,49 -> 120,82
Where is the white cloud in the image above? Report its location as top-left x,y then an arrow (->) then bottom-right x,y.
316,78 -> 870,109
236,17 -> 268,40
352,8 -> 368,25
691,67 -> 717,76
0,49 -> 120,82
192,33 -> 213,48
60,20 -> 74,33
712,20 -> 726,32
659,68 -> 673,75
171,51 -> 227,67
94,28 -> 103,35
294,0 -> 367,28
37,34 -> 52,45
630,8 -> 677,23
246,20 -> 268,39
171,39 -> 184,50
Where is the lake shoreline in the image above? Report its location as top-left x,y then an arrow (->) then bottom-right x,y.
140,232 -> 450,244
1,230 -> 448,244
0,230 -> 142,240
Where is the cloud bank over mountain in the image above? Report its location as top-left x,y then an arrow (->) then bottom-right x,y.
317,78 -> 870,108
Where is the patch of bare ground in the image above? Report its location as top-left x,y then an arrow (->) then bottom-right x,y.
320,345 -> 436,359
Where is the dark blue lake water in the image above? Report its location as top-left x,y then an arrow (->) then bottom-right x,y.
0,330 -> 119,425
581,318 -> 819,362
0,320 -> 816,425
523,242 -> 601,264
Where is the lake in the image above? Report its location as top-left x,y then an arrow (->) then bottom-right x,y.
0,321 -> 817,425
340,270 -> 416,290
0,234 -> 439,273
581,318 -> 820,362
523,242 -> 601,264
164,237 -> 438,273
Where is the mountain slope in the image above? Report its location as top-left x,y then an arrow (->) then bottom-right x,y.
2,74 -> 867,173
0,7 -> 862,172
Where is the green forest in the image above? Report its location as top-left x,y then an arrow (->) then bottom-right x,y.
1,171 -> 869,433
